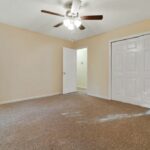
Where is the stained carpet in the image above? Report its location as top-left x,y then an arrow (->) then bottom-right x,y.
0,93 -> 150,150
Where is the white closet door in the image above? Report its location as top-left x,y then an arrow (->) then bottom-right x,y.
112,37 -> 143,105
142,35 -> 150,106
112,40 -> 125,101
123,38 -> 143,104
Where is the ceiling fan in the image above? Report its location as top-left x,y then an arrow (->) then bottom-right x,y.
41,0 -> 103,31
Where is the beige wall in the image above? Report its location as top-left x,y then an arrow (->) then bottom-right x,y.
74,20 -> 150,98
0,23 -> 73,103
0,20 -> 150,103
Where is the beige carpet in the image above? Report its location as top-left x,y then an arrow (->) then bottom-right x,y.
0,93 -> 150,150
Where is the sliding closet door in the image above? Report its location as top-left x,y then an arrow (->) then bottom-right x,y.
112,37 -> 143,105
142,35 -> 150,105
112,40 -> 125,102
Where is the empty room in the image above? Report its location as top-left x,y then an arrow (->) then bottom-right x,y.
0,0 -> 150,149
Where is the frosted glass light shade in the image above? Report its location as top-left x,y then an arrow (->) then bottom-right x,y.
68,23 -> 75,30
74,19 -> 81,28
63,19 -> 71,27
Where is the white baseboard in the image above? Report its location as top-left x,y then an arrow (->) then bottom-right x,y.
112,98 -> 150,108
0,92 -> 61,105
87,93 -> 109,100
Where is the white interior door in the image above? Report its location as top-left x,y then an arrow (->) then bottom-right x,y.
63,47 -> 77,94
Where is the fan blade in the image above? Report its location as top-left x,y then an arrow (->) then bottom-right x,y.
54,22 -> 63,28
81,15 -> 103,20
79,25 -> 86,30
41,10 -> 64,17
71,0 -> 81,15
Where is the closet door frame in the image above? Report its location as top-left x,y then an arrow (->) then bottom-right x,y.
108,32 -> 150,104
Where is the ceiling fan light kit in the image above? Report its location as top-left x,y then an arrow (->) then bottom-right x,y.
63,17 -> 81,30
41,0 -> 103,31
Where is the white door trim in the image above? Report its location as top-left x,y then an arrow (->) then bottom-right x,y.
76,47 -> 88,94
108,31 -> 150,100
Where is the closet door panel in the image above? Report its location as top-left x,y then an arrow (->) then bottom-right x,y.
112,41 -> 125,101
124,38 -> 142,102
143,35 -> 150,103
112,37 -> 143,105
112,34 -> 150,107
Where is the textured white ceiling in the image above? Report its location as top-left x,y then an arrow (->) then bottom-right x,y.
0,0 -> 150,41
